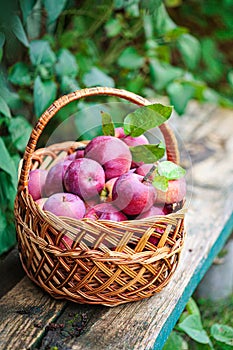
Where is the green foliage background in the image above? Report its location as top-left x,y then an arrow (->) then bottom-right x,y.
0,0 -> 232,254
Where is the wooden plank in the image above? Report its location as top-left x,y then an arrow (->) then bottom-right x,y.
0,277 -> 65,350
34,105 -> 233,350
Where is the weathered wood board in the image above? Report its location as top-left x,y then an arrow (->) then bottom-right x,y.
0,102 -> 232,350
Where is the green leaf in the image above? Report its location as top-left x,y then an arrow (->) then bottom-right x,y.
60,76 -> 80,94
177,34 -> 201,70
118,47 -> 144,70
82,67 -> 115,88
158,161 -> 186,179
0,96 -> 11,118
186,297 -> 201,317
150,59 -> 183,90
34,76 -> 57,117
140,0 -> 162,13
0,208 -> 16,255
167,82 -> 195,115
123,103 -> 172,137
0,137 -> 17,185
178,314 -> 210,344
101,111 -> 115,136
19,0 -> 36,22
105,18 -> 122,38
44,0 -> 67,23
163,331 -> 187,350
10,15 -> 29,48
8,62 -> 32,87
55,49 -> 78,78
0,32 -> 5,48
30,40 -> 56,67
8,116 -> 32,152
151,3 -> 176,35
152,175 -> 169,191
130,143 -> 165,163
211,324 -> 233,346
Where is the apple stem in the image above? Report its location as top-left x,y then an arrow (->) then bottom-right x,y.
62,195 -> 66,202
143,164 -> 157,183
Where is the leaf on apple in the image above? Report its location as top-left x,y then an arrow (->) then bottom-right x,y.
130,143 -> 165,163
158,161 -> 186,180
123,103 -> 172,137
152,175 -> 169,192
101,111 -> 115,136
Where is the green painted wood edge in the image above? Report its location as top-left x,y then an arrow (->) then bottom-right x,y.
153,211 -> 233,350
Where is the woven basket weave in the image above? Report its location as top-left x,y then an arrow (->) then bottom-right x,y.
14,87 -> 186,306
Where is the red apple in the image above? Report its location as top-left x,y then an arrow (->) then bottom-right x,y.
44,159 -> 72,196
64,158 -> 105,200
43,192 -> 85,219
85,203 -> 127,221
156,177 -> 186,204
28,169 -> 48,200
84,136 -> 132,180
35,197 -> 48,209
112,173 -> 157,216
137,205 -> 166,219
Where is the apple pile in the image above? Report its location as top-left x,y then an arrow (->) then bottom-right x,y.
28,103 -> 186,225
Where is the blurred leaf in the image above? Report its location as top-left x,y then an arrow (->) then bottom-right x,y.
105,18 -> 122,37
164,27 -> 188,42
163,331 -> 187,350
0,96 -> 11,118
158,161 -> 186,179
118,47 -> 144,69
130,144 -> 165,163
10,15 -> 29,48
0,32 -> 5,48
114,0 -> 138,9
0,208 -> 16,255
8,62 -> 32,87
8,116 -> 32,152
152,3 -> 176,35
167,82 -> 195,115
60,76 -> 80,94
30,40 -> 56,66
44,0 -> 68,23
177,34 -> 201,70
165,0 -> 182,7
227,70 -> 233,87
19,0 -> 36,22
211,324 -> 233,346
0,137 -> 17,184
55,49 -> 78,78
201,38 -> 223,83
150,59 -> 183,90
140,0 -> 162,13
186,297 -> 201,317
34,76 -> 57,117
124,103 -> 172,137
82,67 -> 115,87
178,315 -> 210,344
101,111 -> 115,136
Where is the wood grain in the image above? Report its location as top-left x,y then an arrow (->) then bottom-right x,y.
0,102 -> 232,350
0,277 -> 65,350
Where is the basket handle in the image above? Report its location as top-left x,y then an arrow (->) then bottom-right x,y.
18,87 -> 180,190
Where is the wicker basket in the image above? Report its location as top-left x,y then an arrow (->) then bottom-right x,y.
14,87 -> 186,306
